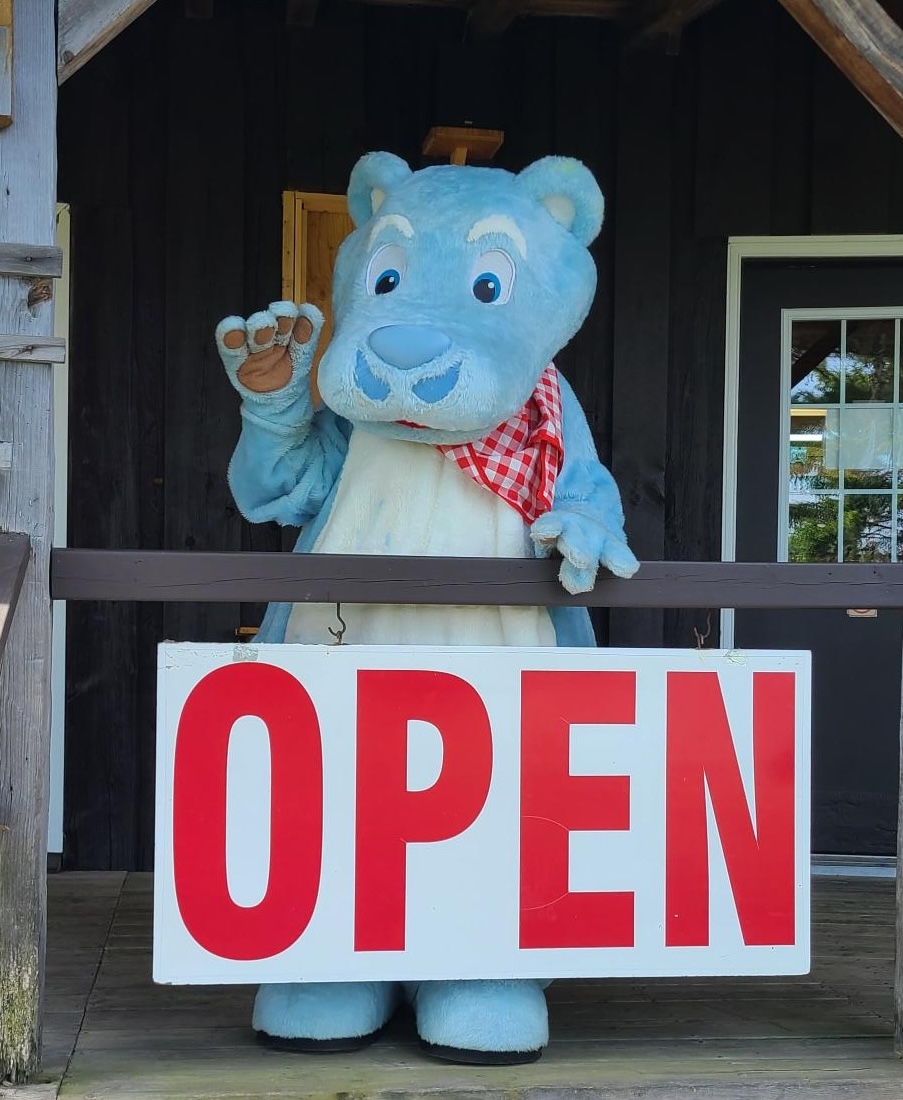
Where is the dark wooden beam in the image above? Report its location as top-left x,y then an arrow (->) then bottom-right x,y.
50,548 -> 903,609
286,0 -> 319,26
468,0 -> 525,37
0,533 -> 30,659
777,0 -> 903,141
626,0 -> 726,46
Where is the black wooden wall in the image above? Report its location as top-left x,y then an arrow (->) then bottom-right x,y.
57,0 -> 903,869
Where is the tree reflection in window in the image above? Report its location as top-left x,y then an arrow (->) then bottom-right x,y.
786,316 -> 900,564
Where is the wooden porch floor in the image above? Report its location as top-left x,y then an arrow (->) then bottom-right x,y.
16,872 -> 902,1099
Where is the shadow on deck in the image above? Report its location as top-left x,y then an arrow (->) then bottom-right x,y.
23,872 -> 901,1099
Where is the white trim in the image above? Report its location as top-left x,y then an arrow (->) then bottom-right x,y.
721,236 -> 903,647
48,204 -> 70,856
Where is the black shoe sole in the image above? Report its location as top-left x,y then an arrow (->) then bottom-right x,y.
420,1040 -> 543,1065
256,1026 -> 385,1054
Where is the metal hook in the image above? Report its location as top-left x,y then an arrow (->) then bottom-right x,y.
328,603 -> 347,646
694,612 -> 712,650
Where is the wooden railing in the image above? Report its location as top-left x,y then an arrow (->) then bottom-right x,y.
49,549 -> 903,609
43,547 -> 903,1055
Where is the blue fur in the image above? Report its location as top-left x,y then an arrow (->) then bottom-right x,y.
217,152 -> 638,1061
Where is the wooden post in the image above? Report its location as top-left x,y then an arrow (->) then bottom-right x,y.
0,0 -> 57,1084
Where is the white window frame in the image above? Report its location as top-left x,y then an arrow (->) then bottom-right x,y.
721,235 -> 903,648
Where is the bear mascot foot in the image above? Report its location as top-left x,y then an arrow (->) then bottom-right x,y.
253,981 -> 402,1053
410,979 -> 549,1065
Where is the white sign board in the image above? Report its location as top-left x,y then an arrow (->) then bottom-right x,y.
155,644 -> 810,984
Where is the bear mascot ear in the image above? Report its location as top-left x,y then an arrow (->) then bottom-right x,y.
347,151 -> 414,228
515,156 -> 605,248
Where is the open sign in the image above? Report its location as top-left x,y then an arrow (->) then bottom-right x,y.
154,644 -> 810,984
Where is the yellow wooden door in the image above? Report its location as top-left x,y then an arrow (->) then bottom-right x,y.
282,191 -> 354,404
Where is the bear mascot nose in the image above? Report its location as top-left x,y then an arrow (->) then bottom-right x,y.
368,325 -> 452,370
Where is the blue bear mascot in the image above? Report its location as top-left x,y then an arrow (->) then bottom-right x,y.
216,152 -> 638,1065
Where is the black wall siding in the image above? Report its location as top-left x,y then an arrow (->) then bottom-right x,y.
57,0 -> 903,869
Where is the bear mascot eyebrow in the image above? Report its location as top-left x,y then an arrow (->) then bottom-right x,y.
215,151 -> 638,1065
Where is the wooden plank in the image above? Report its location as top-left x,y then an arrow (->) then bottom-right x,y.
57,0 -> 157,84
126,0 -> 167,871
609,50 -> 673,648
64,205 -> 141,873
694,0 -> 775,237
47,549 -> 903,609
776,0 -> 903,141
810,43 -> 893,234
162,3 -> 244,651
0,242 -> 62,278
0,0 -> 56,1083
626,0 -> 727,46
0,532 -> 29,658
0,0 -> 12,130
0,333 -> 65,362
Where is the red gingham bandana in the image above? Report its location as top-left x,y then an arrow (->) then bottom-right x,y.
438,364 -> 563,524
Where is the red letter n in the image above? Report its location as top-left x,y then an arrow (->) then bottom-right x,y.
666,671 -> 796,947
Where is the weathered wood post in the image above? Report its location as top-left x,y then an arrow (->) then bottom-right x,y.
0,0 -> 57,1083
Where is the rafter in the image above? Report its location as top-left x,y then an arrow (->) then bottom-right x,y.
626,0 -> 726,45
57,0 -> 158,84
777,0 -> 903,140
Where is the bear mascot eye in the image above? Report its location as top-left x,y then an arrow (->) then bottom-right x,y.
470,249 -> 515,305
366,243 -> 407,296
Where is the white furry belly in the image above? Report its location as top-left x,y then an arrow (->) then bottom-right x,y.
285,430 -> 555,647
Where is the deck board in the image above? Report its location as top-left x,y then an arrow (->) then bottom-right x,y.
21,872 -> 902,1099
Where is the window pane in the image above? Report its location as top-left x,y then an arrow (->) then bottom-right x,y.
789,495 -> 839,563
843,494 -> 893,562
844,318 -> 895,404
840,406 -> 894,489
789,409 -> 838,490
790,320 -> 841,404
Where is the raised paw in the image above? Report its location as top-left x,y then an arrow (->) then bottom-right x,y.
215,302 -> 323,394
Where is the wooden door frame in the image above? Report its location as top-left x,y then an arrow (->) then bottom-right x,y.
720,234 -> 903,647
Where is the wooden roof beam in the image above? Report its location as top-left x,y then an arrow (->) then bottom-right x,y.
467,0 -> 526,38
57,0 -> 158,84
626,0 -> 726,46
777,0 -> 903,140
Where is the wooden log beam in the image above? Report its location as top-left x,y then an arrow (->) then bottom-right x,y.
467,0 -> 525,37
0,0 -> 56,1083
49,549 -> 903,609
57,0 -> 158,84
776,0 -> 903,141
626,0 -> 726,45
